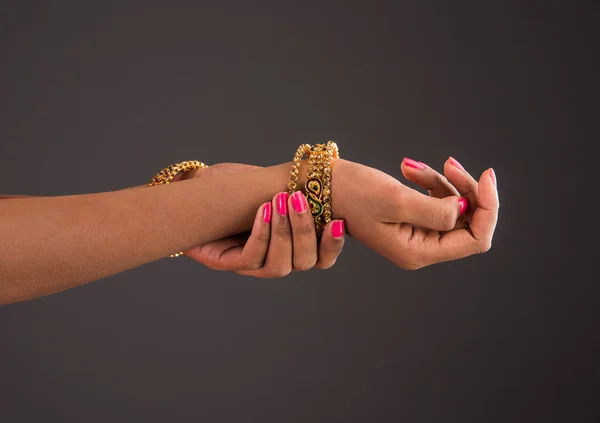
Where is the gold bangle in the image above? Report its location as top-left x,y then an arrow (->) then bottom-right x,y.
148,160 -> 208,186
288,141 -> 339,235
148,160 -> 209,257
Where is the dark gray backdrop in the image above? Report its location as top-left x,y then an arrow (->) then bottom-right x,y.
1,1 -> 598,422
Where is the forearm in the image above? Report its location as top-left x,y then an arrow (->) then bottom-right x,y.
0,195 -> 35,199
0,161 -> 304,304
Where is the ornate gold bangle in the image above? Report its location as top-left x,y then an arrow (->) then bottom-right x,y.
148,160 -> 208,186
148,160 -> 209,257
288,141 -> 339,235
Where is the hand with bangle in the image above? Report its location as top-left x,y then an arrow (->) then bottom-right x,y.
0,140 -> 498,303
166,140 -> 498,275
164,142 -> 346,278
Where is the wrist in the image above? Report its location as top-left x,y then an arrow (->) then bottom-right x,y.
330,158 -> 351,221
288,156 -> 348,227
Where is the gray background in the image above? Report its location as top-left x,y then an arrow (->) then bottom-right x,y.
0,1 -> 598,422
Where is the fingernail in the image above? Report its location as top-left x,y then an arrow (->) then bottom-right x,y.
291,191 -> 307,213
276,192 -> 289,216
403,158 -> 426,170
331,220 -> 345,238
458,197 -> 468,215
490,168 -> 497,187
449,157 -> 466,171
262,202 -> 272,223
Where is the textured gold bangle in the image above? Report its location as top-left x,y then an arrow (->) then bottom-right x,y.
148,160 -> 209,257
148,160 -> 208,187
288,141 -> 339,235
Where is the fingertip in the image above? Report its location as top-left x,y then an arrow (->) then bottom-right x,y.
478,168 -> 499,209
402,157 -> 426,170
320,219 -> 346,243
448,156 -> 466,172
401,159 -> 423,181
275,192 -> 289,216
458,197 -> 469,215
489,168 -> 497,188
262,202 -> 272,223
289,190 -> 308,215
316,220 -> 346,270
331,219 -> 345,239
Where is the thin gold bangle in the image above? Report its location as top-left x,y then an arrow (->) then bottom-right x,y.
148,160 -> 209,257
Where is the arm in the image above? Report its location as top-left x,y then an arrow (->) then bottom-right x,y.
1,156 -> 498,305
0,195 -> 35,199
0,161 -> 304,304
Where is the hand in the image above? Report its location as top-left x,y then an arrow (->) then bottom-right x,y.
180,163 -> 346,277
332,156 -> 499,269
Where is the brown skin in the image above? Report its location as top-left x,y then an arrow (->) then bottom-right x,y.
0,157 -> 498,305
179,163 -> 345,275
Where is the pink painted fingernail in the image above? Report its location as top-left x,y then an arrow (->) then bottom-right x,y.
449,157 -> 466,171
490,168 -> 497,187
276,192 -> 289,216
291,191 -> 307,213
262,202 -> 272,223
458,197 -> 468,215
403,158 -> 426,170
331,220 -> 345,238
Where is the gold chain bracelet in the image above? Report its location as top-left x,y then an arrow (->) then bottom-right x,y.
288,141 -> 339,235
148,160 -> 209,257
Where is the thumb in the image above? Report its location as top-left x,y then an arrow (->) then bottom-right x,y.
469,168 -> 499,243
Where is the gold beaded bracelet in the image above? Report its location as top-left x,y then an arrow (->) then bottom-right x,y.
148,160 -> 209,257
288,141 -> 339,235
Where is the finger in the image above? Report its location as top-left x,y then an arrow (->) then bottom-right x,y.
237,202 -> 272,270
184,204 -> 271,271
260,192 -> 293,278
288,191 -> 318,271
422,168 -> 499,264
215,202 -> 271,270
401,158 -> 459,198
392,186 -> 468,232
443,157 -> 479,214
184,236 -> 245,270
315,220 -> 345,269
468,168 -> 499,242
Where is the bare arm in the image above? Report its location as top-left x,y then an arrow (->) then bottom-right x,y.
0,162 -> 301,304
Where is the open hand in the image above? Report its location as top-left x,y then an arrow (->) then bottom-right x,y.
332,157 -> 498,269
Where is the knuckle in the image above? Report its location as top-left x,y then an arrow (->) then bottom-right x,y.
267,266 -> 292,278
396,260 -> 418,270
477,239 -> 492,254
436,174 -> 449,185
205,248 -> 224,266
294,257 -> 317,271
438,207 -> 456,231
242,257 -> 263,271
315,259 -> 337,270
399,260 -> 421,271
273,224 -> 292,238
293,222 -> 315,236
394,252 -> 424,271
321,238 -> 345,253
255,231 -> 271,243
